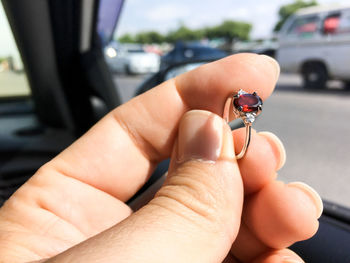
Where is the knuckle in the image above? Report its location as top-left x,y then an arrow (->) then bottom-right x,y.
154,160 -> 229,230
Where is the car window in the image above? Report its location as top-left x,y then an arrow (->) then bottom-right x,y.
336,9 -> 350,34
194,47 -> 214,59
204,47 -> 226,57
322,13 -> 341,34
287,15 -> 320,38
184,49 -> 194,58
0,2 -> 30,98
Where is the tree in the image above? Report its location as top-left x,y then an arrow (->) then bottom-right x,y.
134,31 -> 165,44
117,20 -> 252,45
205,20 -> 252,42
274,0 -> 318,32
118,33 -> 135,43
165,25 -> 204,43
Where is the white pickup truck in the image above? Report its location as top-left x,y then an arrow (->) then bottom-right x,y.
277,4 -> 350,89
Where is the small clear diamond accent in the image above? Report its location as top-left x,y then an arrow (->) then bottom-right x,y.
237,89 -> 247,96
245,113 -> 255,123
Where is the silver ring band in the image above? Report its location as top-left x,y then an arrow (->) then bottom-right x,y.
236,123 -> 251,159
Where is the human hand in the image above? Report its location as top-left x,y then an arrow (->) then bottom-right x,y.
0,54 -> 322,263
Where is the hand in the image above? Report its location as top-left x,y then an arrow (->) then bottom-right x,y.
0,54 -> 322,263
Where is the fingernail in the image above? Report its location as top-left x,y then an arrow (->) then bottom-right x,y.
283,256 -> 304,263
259,131 -> 286,170
288,182 -> 323,219
259,55 -> 280,82
177,110 -> 234,163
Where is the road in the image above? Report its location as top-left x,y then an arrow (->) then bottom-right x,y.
114,73 -> 350,207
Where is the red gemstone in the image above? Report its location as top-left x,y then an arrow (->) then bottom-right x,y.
233,93 -> 262,113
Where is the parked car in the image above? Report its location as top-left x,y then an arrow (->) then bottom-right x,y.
233,39 -> 278,58
105,43 -> 160,74
161,42 -> 227,69
277,4 -> 350,89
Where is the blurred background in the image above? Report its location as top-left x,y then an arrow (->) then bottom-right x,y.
1,0 -> 350,207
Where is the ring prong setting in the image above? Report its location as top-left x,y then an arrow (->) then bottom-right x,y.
232,90 -> 263,123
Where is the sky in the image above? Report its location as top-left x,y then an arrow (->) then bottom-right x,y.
0,2 -> 17,57
116,0 -> 350,38
1,0 -> 349,57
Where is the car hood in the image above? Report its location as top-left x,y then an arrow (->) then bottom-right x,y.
128,53 -> 159,61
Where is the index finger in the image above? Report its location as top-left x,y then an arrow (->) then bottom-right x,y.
41,53 -> 280,201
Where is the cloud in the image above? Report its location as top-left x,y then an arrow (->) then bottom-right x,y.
226,3 -> 279,38
146,3 -> 190,22
228,8 -> 250,21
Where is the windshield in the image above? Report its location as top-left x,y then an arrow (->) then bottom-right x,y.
102,0 -> 350,208
0,2 -> 30,98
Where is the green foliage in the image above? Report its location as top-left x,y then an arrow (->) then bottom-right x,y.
165,25 -> 204,43
118,33 -> 135,43
205,20 -> 252,42
274,0 -> 318,32
117,20 -> 252,44
135,31 -> 165,44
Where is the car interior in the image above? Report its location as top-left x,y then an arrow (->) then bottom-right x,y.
0,0 -> 350,262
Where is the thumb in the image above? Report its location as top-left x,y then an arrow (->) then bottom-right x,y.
159,110 -> 244,261
50,110 -> 243,263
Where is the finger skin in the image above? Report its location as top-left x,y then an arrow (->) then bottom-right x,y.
45,111 -> 243,263
0,169 -> 132,261
111,128 -> 297,263
0,53 -> 319,263
244,181 -> 319,248
252,249 -> 304,263
223,249 -> 304,263
227,130 -> 317,262
229,181 -> 319,262
46,53 -> 279,202
0,55 -> 280,262
0,123 -> 288,262
230,219 -> 267,261
233,128 -> 282,194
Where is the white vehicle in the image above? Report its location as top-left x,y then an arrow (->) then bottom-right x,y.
104,43 -> 160,74
277,4 -> 350,89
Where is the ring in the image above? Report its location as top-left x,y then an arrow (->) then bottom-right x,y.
223,89 -> 263,159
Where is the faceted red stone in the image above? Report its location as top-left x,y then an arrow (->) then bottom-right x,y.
233,93 -> 262,113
